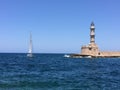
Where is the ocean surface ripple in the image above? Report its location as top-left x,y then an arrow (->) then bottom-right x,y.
0,53 -> 120,90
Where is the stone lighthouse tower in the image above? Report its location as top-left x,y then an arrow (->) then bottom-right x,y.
71,22 -> 120,58
90,22 -> 95,44
81,22 -> 99,56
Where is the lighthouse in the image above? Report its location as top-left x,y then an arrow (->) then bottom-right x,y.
70,22 -> 120,58
80,22 -> 99,56
90,22 -> 95,44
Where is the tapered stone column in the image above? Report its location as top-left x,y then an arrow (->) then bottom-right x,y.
90,22 -> 95,44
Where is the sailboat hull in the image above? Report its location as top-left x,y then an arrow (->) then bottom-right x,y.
27,53 -> 33,57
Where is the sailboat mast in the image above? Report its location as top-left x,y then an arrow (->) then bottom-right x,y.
29,33 -> 32,53
27,33 -> 33,57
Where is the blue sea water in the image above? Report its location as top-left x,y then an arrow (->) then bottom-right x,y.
0,53 -> 120,90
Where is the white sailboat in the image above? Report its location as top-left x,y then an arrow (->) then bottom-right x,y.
27,33 -> 33,57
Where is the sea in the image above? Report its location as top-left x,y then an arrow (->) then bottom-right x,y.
0,53 -> 120,90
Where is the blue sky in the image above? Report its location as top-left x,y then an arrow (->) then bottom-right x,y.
0,0 -> 120,53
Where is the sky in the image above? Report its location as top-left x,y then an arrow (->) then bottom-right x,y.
0,0 -> 120,53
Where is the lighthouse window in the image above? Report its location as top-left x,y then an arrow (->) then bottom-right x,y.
98,52 -> 100,55
89,48 -> 92,50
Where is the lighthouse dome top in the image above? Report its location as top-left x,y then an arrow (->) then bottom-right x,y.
91,22 -> 94,26
90,22 -> 95,29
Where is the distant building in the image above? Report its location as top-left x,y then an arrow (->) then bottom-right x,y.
71,22 -> 120,58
